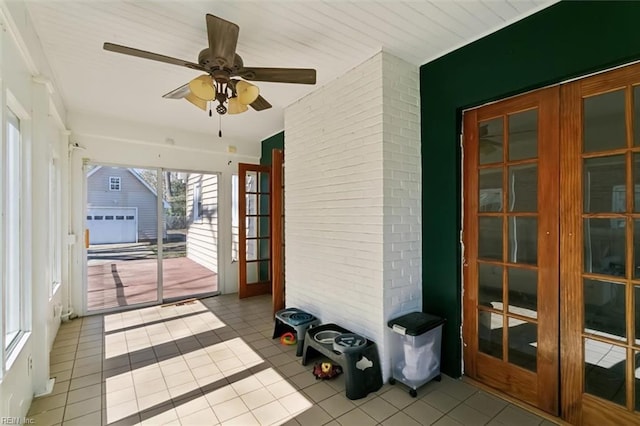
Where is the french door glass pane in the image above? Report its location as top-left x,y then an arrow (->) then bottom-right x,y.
478,263 -> 503,309
584,279 -> 626,341
636,351 -> 640,411
508,109 -> 538,161
583,90 -> 626,153
634,221 -> 640,279
479,117 -> 503,164
247,239 -> 258,261
479,217 -> 503,261
584,218 -> 625,277
246,217 -> 258,238
632,154 -> 640,212
509,217 -> 537,265
246,260 -> 270,284
635,286 -> 640,345
508,318 -> 537,372
479,311 -> 503,359
508,267 -> 537,318
635,86 -> 640,146
584,338 -> 626,406
508,164 -> 537,212
584,155 -> 626,213
246,194 -> 258,215
479,168 -> 503,212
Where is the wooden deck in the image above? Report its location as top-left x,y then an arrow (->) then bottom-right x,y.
87,257 -> 218,311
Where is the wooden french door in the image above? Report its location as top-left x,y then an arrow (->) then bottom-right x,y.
464,62 -> 640,424
238,157 -> 285,306
463,86 -> 560,414
238,163 -> 272,298
560,64 -> 640,425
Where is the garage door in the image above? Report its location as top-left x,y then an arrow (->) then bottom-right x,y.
87,207 -> 137,244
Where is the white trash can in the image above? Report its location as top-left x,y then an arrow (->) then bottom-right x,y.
388,312 -> 445,397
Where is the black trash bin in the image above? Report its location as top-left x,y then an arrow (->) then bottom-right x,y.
387,312 -> 445,397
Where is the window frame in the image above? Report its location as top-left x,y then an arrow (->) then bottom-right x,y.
3,99 -> 30,368
50,157 -> 62,296
108,176 -> 121,191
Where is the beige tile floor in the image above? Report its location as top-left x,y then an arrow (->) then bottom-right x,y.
28,294 -> 561,425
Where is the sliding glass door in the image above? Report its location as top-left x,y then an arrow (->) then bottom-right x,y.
85,165 -> 219,313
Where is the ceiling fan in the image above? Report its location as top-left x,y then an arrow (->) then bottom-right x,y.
104,13 -> 316,119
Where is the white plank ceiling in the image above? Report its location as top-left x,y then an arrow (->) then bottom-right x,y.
25,0 -> 556,147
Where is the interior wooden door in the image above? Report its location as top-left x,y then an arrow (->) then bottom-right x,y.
271,149 -> 285,314
238,163 -> 272,298
462,86 -> 560,414
560,63 -> 640,425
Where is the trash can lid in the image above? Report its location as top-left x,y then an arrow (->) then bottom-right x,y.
387,312 -> 445,336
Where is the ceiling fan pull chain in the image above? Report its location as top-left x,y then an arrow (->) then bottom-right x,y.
218,114 -> 222,138
209,101 -> 212,117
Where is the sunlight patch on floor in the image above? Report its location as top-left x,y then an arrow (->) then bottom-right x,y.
103,300 -> 313,425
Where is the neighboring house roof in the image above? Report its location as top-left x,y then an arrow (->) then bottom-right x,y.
87,166 -> 170,208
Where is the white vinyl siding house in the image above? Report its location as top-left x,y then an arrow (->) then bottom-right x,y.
87,166 -> 166,243
186,173 -> 219,273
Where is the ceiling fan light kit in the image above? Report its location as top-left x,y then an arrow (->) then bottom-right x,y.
228,97 -> 249,115
103,12 -> 317,134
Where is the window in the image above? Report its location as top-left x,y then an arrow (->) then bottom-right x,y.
5,108 -> 23,351
50,158 -> 62,294
193,182 -> 202,221
232,174 -> 239,261
109,176 -> 121,191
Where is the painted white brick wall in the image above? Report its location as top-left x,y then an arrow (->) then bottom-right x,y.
284,51 -> 421,379
381,52 -> 422,372
382,52 -> 422,316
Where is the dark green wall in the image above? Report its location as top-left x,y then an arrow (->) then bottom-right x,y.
420,1 -> 640,377
258,131 -> 284,280
260,131 -> 284,166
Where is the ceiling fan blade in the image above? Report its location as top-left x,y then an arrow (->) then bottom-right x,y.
238,67 -> 316,84
162,83 -> 190,99
206,14 -> 239,69
104,42 -> 206,71
250,95 -> 272,111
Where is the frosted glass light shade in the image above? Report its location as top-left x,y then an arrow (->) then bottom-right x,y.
236,80 -> 259,105
228,97 -> 248,114
188,75 -> 216,100
185,93 -> 207,110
